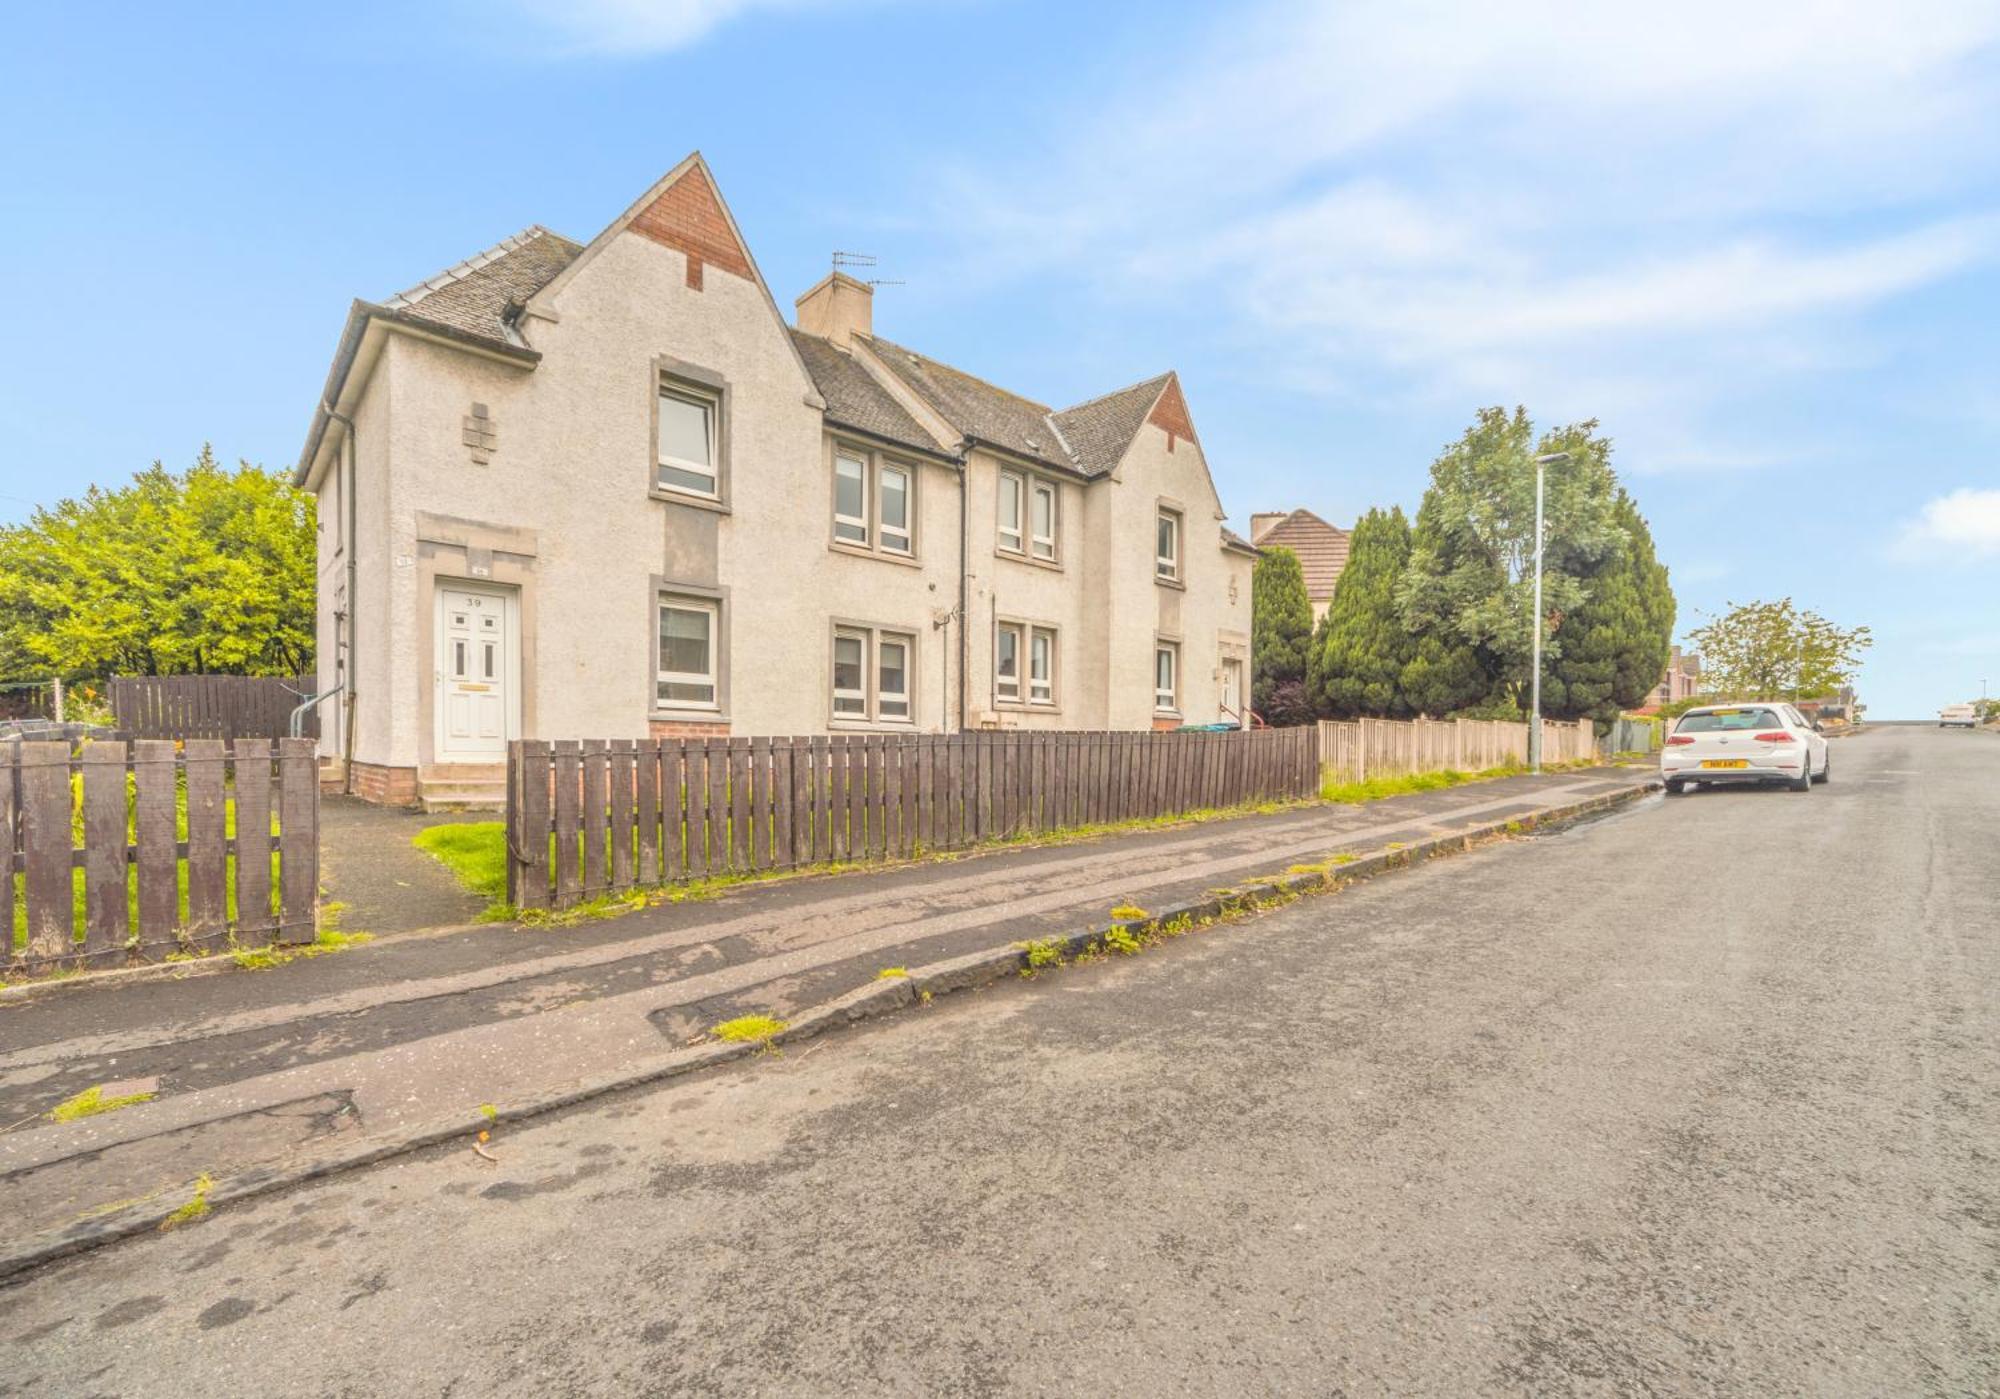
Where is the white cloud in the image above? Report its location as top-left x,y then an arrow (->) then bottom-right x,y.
920,0 -> 2000,464
498,0 -> 871,54
1897,488 -> 2000,559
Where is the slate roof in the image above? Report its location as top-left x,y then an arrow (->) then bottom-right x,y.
862,337 -> 1079,472
788,330 -> 943,457
1249,509 -> 1351,600
1051,375 -> 1173,477
379,226 -> 583,348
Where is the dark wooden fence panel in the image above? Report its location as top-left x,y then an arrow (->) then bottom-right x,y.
1,736 -> 319,978
108,675 -> 317,742
507,726 -> 1320,911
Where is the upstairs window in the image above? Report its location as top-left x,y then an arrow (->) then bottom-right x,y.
998,472 -> 1024,553
834,452 -> 869,545
1156,508 -> 1182,582
1030,480 -> 1058,560
832,445 -> 918,558
657,385 -> 719,498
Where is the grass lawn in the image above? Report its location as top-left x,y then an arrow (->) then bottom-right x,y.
411,822 -> 509,903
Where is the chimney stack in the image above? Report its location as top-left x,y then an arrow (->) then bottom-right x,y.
1250,512 -> 1287,543
795,271 -> 874,349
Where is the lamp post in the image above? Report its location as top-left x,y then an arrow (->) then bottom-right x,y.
1528,451 -> 1570,774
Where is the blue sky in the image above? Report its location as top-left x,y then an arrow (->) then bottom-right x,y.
3,1 -> 1997,717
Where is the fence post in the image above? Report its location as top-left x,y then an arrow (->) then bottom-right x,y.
277,737 -> 319,944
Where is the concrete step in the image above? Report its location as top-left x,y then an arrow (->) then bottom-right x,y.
418,782 -> 505,813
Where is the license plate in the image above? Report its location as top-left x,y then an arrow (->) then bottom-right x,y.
1701,759 -> 1749,769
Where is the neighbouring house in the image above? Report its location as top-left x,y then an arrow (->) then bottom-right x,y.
296,152 -> 1258,808
1641,647 -> 1703,710
1248,509 -> 1350,622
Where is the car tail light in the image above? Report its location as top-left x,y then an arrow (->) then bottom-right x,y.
1665,735 -> 1694,746
1754,731 -> 1794,743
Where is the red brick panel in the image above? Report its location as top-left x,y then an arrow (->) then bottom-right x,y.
1147,376 -> 1196,452
630,165 -> 754,290
649,719 -> 731,740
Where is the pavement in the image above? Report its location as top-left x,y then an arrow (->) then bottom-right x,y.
316,796 -> 490,936
2,726 -> 1992,1394
0,765 -> 1651,1272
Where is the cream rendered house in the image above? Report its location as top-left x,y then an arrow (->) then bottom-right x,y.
296,154 -> 1257,807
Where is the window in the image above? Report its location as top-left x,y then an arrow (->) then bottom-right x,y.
657,385 -> 718,498
879,464 -> 911,555
830,624 -> 915,723
1154,641 -> 1179,712
832,445 -> 918,558
1031,480 -> 1057,560
878,636 -> 910,718
1029,627 -> 1056,706
657,599 -> 718,709
995,623 -> 1022,703
834,452 -> 869,545
1156,508 -> 1181,581
998,472 -> 1024,553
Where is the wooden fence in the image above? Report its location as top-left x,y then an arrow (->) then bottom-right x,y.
2,738 -> 319,977
506,727 -> 1319,911
110,675 -> 318,741
1317,715 -> 1595,784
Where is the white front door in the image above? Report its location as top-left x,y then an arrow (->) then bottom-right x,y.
435,583 -> 513,761
1221,657 -> 1244,725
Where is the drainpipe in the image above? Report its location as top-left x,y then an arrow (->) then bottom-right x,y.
323,402 -> 360,794
956,448 -> 969,734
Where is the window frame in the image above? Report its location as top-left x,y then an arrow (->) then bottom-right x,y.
1156,506 -> 1182,583
1030,479 -> 1058,561
997,471 -> 1024,554
828,438 -> 920,562
833,449 -> 871,547
656,595 -> 720,712
994,621 -> 1024,705
1028,625 -> 1057,707
1154,639 -> 1180,715
827,621 -> 918,726
650,359 -> 731,511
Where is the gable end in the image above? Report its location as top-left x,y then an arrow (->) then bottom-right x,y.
1147,376 -> 1197,452
629,164 -> 754,290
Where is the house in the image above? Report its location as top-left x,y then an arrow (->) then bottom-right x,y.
1248,509 -> 1350,622
295,153 -> 1258,807
1641,647 -> 1703,710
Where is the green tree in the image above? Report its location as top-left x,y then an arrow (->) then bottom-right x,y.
1306,507 -> 1415,718
1543,489 -> 1676,722
1398,408 -> 1627,711
1396,494 -> 1496,715
0,447 -> 315,680
1252,545 -> 1315,724
1686,599 -> 1870,700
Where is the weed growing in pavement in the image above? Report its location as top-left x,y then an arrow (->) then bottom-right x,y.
876,966 -> 909,980
711,1014 -> 787,1045
47,1083 -> 156,1124
228,926 -> 374,971
1021,939 -> 1065,970
1103,926 -> 1142,955
1109,904 -> 1149,922
159,1174 -> 214,1231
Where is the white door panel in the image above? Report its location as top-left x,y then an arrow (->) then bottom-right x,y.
436,584 -> 514,760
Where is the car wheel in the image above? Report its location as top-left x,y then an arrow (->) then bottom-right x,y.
1665,779 -> 1685,795
1790,760 -> 1813,792
1812,752 -> 1830,784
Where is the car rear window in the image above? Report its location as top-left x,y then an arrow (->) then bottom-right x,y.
1676,708 -> 1782,733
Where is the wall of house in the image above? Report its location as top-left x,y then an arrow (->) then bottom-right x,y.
316,364 -> 397,773
1100,418 -> 1254,729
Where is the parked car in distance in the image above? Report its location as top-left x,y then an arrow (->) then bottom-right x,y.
1661,702 -> 1829,795
1939,704 -> 1978,728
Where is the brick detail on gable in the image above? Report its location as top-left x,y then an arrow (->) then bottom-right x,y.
1147,376 -> 1196,453
629,165 -> 753,291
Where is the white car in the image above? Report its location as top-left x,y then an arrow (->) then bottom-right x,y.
1661,702 -> 1829,795
1939,704 -> 1978,729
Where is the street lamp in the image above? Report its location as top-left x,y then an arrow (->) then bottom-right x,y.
1528,451 -> 1570,774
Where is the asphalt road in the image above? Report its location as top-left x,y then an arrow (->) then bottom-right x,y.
5,727 -> 1996,1396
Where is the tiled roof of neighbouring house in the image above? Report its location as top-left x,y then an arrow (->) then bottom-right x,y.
1249,509 -> 1352,601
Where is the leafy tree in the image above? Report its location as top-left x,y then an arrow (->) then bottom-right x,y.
1398,409 -> 1628,711
1686,598 -> 1870,701
1544,489 -> 1676,722
1396,495 -> 1496,715
1251,545 -> 1315,724
1306,507 -> 1415,718
0,447 -> 315,680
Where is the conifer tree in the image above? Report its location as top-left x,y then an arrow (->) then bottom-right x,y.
1306,507 -> 1414,717
1251,545 -> 1315,724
